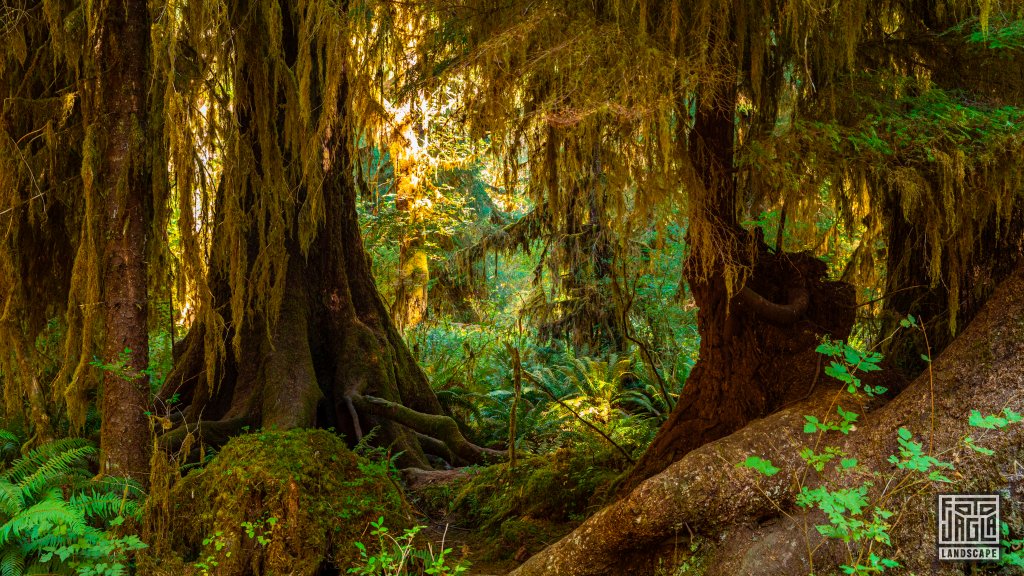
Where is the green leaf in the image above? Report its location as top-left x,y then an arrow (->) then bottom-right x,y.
804,415 -> 820,434
739,456 -> 780,477
963,436 -> 995,456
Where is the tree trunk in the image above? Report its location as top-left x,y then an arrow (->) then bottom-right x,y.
159,0 -> 492,469
621,90 -> 856,493
390,97 -> 429,331
87,0 -> 153,482
512,263 -> 1024,576
161,127 -> 489,468
394,234 -> 430,330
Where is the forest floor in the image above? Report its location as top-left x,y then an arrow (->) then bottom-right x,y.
418,521 -> 518,575
406,468 -> 582,576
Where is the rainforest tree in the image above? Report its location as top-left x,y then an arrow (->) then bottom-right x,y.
421,0 -> 1024,490
1,0 -> 498,473
149,0 -> 497,468
1,0 -> 163,481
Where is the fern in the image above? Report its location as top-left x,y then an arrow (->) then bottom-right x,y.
0,489 -> 86,548
12,446 -> 93,501
1,439 -> 92,487
68,491 -> 141,523
0,483 -> 24,519
0,432 -> 146,576
0,548 -> 24,576
0,433 -> 18,463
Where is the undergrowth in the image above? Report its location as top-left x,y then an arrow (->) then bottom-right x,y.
0,430 -> 146,576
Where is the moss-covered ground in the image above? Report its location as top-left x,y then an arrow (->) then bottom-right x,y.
141,429 -> 407,576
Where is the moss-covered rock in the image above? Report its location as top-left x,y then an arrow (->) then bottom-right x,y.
149,429 -> 406,576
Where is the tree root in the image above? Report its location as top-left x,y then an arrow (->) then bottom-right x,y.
352,394 -> 506,465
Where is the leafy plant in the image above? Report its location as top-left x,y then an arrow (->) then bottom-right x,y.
739,315 -> 1023,574
0,434 -> 146,576
348,517 -> 468,576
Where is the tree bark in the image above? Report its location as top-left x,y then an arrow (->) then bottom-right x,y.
512,263 -> 1024,576
87,0 -> 153,482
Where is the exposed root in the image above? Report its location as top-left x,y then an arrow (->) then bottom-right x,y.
352,394 -> 506,464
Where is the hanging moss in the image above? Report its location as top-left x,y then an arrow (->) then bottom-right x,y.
144,428 -> 408,576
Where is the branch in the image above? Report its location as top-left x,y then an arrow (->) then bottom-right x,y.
736,284 -> 809,324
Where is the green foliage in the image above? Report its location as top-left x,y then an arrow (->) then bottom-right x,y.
0,434 -> 145,576
348,517 -> 468,576
738,456 -> 779,477
740,327 -> 1024,574
887,428 -> 953,482
1001,522 -> 1024,568
814,339 -> 886,397
421,444 -> 624,558
739,337 -> 915,573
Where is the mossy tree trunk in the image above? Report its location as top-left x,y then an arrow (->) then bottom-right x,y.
159,0 -> 494,469
879,196 -> 1024,377
85,0 -> 154,482
390,100 -> 430,331
622,87 -> 856,492
394,233 -> 430,331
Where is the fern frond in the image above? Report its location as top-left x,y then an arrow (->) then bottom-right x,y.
14,446 -> 93,500
2,439 -> 93,486
0,545 -> 24,576
67,475 -> 145,501
0,433 -> 18,463
68,491 -> 142,523
435,387 -> 483,420
24,558 -> 60,575
0,489 -> 88,547
0,483 -> 24,519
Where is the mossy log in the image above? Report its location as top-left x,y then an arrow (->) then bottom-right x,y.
511,265 -> 1024,576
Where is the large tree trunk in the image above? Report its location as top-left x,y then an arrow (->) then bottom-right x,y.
512,263 -> 1024,576
158,0 -> 495,469
621,90 -> 856,492
87,0 -> 153,482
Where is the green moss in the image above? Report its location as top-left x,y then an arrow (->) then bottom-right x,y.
497,518 -> 573,555
159,429 -> 407,576
417,445 -> 623,558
